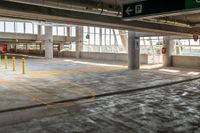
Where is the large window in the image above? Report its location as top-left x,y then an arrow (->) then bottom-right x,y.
15,22 -> 24,33
174,39 -> 200,56
53,26 -> 57,35
41,25 -> 45,35
33,24 -> 38,34
83,26 -> 125,53
84,26 -> 123,46
64,27 -> 68,36
70,26 -> 76,37
57,26 -> 65,36
0,21 -> 4,32
0,21 -> 78,38
5,22 -> 14,33
52,25 -> 66,36
140,36 -> 163,64
25,23 -> 33,34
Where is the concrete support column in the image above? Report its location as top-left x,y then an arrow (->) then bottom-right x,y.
58,42 -> 64,57
25,44 -> 30,54
37,25 -> 42,41
67,27 -> 70,37
76,26 -> 83,59
59,43 -> 64,51
40,42 -> 45,56
44,25 -> 53,59
163,36 -> 174,66
128,31 -> 140,69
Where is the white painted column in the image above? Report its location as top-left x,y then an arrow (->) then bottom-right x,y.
163,36 -> 174,66
45,25 -> 53,59
76,26 -> 83,59
128,31 -> 140,69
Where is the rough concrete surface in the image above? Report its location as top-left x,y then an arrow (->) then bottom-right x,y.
0,57 -> 199,133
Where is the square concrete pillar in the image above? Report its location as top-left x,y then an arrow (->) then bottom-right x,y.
163,36 -> 174,67
37,25 -> 42,40
76,26 -> 83,59
58,43 -> 64,57
25,44 -> 30,54
45,25 -> 53,59
39,42 -> 45,56
128,31 -> 140,69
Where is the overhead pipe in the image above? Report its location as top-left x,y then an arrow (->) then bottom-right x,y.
3,0 -> 121,17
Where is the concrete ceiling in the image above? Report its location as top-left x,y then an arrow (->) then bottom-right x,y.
90,0 -> 140,5
74,0 -> 200,28
1,0 -> 200,37
157,13 -> 200,26
94,0 -> 200,28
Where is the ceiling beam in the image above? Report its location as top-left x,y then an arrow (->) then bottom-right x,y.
0,1 -> 196,36
4,0 -> 120,13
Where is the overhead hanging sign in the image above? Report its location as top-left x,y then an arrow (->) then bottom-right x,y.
123,0 -> 200,20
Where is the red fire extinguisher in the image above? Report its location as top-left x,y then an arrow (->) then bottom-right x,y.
162,47 -> 167,54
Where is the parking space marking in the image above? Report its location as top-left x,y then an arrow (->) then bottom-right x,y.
0,78 -> 96,109
0,79 -> 56,108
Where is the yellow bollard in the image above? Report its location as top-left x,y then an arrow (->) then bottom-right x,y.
22,58 -> 25,74
4,56 -> 8,70
12,56 -> 16,71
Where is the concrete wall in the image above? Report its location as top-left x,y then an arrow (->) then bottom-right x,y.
13,50 -> 148,64
61,51 -> 76,58
16,49 -> 45,56
61,51 -> 148,64
80,52 -> 148,64
0,32 -> 77,43
172,55 -> 200,67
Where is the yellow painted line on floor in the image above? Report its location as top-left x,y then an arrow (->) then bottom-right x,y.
0,79 -> 56,109
43,79 -> 97,109
0,78 -> 96,109
27,67 -> 124,77
18,79 -> 96,109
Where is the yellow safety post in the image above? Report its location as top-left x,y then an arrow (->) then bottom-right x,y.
12,56 -> 16,71
22,58 -> 25,74
4,56 -> 8,70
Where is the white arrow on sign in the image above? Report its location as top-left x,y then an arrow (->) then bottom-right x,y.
125,6 -> 133,15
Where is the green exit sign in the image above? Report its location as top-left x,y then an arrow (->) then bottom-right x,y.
186,0 -> 200,9
123,0 -> 200,20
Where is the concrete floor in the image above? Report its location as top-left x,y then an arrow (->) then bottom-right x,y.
0,56 -> 200,133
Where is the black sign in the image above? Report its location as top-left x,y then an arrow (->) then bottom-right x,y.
122,0 -> 185,20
